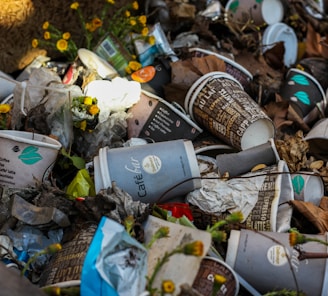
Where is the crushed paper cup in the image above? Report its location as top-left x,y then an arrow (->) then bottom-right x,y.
304,118 -> 328,160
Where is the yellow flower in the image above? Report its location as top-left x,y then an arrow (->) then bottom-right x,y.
138,15 -> 147,25
56,39 -> 68,51
85,22 -> 94,32
70,2 -> 79,10
41,286 -> 61,296
92,17 -> 102,28
289,231 -> 307,246
107,0 -> 115,3
162,280 -> 175,294
211,230 -> 227,243
32,38 -> 38,48
88,105 -> 100,115
130,19 -> 137,26
42,21 -> 49,30
44,31 -> 51,40
132,1 -> 138,10
0,104 -> 11,114
214,274 -> 227,285
212,274 -> 227,296
125,66 -> 132,75
141,27 -> 149,36
154,226 -> 170,239
183,241 -> 204,256
84,96 -> 93,105
128,61 -> 142,72
225,211 -> 243,223
125,10 -> 131,18
147,35 -> 156,46
46,243 -> 62,255
80,120 -> 87,131
63,32 -> 71,40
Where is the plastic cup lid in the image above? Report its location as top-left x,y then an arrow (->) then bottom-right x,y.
262,23 -> 298,67
261,0 -> 285,25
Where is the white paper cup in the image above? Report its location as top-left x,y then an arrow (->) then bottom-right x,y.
0,130 -> 62,188
93,139 -> 201,203
291,172 -> 325,205
225,0 -> 284,27
226,229 -> 328,295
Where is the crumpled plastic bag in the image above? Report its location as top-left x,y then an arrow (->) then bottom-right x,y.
80,217 -> 147,296
66,168 -> 96,198
11,67 -> 82,148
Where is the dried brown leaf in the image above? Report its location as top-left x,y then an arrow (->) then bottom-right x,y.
310,160 -> 324,170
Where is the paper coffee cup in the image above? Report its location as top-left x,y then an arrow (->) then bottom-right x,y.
184,71 -> 275,150
93,139 -> 201,203
279,68 -> 327,125
225,0 -> 284,27
0,130 -> 62,188
216,138 -> 280,177
127,91 -> 203,142
291,172 -> 325,205
226,229 -> 328,295
39,223 -> 97,287
192,256 -> 239,296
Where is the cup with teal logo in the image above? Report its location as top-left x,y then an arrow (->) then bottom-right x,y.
291,171 -> 325,206
279,68 -> 327,126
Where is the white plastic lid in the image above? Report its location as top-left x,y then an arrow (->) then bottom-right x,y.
261,0 -> 285,25
262,22 -> 298,67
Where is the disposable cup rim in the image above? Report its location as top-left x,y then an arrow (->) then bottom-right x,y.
185,71 -> 242,120
0,130 -> 62,150
189,47 -> 253,80
286,68 -> 327,103
202,256 -> 240,296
